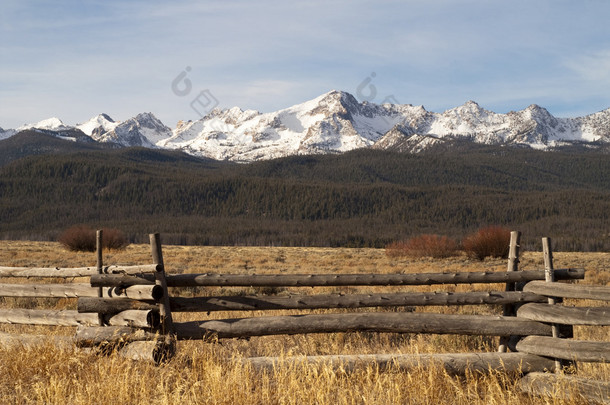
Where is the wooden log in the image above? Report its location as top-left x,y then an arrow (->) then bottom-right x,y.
503,231 -> 522,300
0,264 -> 160,278
150,233 -> 175,337
167,268 -> 584,287
244,352 -> 557,375
169,291 -> 546,312
499,231 -> 521,353
89,269 -> 585,288
90,274 -> 156,287
75,326 -> 159,347
0,283 -> 98,298
520,372 -> 610,405
174,312 -> 553,340
106,310 -> 161,329
0,283 -> 163,300
118,339 -> 175,364
106,285 -> 164,301
0,308 -> 160,328
0,309 -> 99,326
517,303 -> 610,326
524,281 -> 610,301
0,332 -> 73,348
542,237 -> 562,371
96,230 -> 104,325
542,237 -> 558,310
78,297 -> 158,314
0,307 -> 161,328
0,332 -> 174,364
516,336 -> 610,363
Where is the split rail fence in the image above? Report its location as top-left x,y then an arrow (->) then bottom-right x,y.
0,231 -> 608,403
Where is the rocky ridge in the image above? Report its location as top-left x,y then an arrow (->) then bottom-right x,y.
3,91 -> 609,161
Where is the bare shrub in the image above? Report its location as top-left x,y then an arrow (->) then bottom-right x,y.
462,226 -> 511,260
386,234 -> 458,258
58,225 -> 96,252
102,228 -> 129,251
385,240 -> 407,258
58,226 -> 129,252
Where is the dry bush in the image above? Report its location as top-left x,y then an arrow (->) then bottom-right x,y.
58,225 -> 129,252
58,225 -> 96,252
102,227 -> 129,251
386,234 -> 458,258
385,240 -> 407,258
462,226 -> 511,260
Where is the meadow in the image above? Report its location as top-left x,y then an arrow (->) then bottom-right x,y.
0,241 -> 607,404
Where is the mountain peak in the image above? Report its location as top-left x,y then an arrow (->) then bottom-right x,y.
133,112 -> 157,121
308,90 -> 361,117
77,113 -> 118,136
313,90 -> 359,105
453,100 -> 484,113
522,104 -> 555,122
18,117 -> 69,132
101,113 -> 113,121
524,104 -> 549,114
2,91 -> 609,161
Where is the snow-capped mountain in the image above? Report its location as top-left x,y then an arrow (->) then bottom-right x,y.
87,112 -> 172,147
77,113 -> 118,137
2,91 -> 609,161
159,91 -> 412,161
16,117 -> 73,132
10,117 -> 94,143
159,91 -> 610,160
0,127 -> 16,141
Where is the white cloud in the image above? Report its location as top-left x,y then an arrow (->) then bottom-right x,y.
564,50 -> 610,83
2,0 -> 610,128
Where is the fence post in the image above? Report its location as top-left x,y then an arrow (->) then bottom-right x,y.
96,230 -> 104,326
542,237 -> 575,373
150,233 -> 176,361
498,231 -> 521,352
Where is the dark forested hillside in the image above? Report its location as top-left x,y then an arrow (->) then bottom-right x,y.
0,142 -> 608,251
0,130 -> 110,166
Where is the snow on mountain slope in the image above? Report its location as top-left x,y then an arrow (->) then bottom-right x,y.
162,91 -> 410,161
77,113 -> 118,136
17,117 -> 72,132
92,112 -> 172,147
159,91 -> 610,161
2,91 -> 609,160
572,107 -> 610,142
0,127 -> 16,141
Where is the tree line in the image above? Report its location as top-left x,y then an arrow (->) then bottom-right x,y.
0,145 -> 609,251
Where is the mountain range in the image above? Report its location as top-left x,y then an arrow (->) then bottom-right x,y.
2,90 -> 609,162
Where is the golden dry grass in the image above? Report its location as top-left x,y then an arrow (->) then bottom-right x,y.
0,241 -> 608,404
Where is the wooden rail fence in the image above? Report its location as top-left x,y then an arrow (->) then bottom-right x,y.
0,232 -> 608,403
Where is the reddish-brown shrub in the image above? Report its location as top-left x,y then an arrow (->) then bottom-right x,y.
58,225 -> 96,252
58,226 -> 129,252
385,240 -> 408,258
102,228 -> 129,251
386,234 -> 459,258
462,226 -> 511,260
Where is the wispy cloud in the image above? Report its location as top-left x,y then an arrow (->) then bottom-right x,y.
565,49 -> 610,83
2,0 -> 610,127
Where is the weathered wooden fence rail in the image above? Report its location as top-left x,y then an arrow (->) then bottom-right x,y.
0,264 -> 160,278
1,232 -> 608,403
89,267 -> 585,287
0,231 -> 167,361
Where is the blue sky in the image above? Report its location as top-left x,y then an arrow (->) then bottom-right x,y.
2,0 -> 610,129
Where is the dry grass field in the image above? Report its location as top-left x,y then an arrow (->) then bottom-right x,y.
0,241 -> 608,404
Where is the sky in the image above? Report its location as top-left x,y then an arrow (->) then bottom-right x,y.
1,0 -> 610,129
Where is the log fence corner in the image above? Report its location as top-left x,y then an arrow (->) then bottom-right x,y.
0,231 -> 608,402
